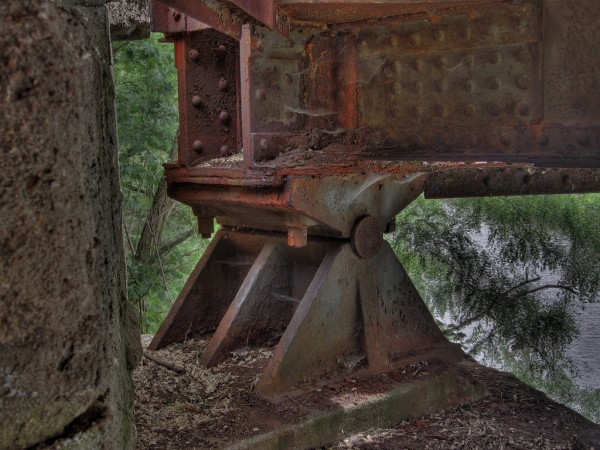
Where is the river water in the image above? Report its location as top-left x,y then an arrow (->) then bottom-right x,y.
567,300 -> 600,390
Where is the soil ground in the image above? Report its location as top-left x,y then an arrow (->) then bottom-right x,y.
134,336 -> 600,449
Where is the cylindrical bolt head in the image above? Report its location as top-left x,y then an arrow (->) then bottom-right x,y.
192,140 -> 203,153
351,216 -> 382,260
219,110 -> 230,124
220,145 -> 231,156
517,74 -> 531,90
192,95 -> 203,108
216,44 -> 227,56
500,133 -> 512,146
287,226 -> 308,248
218,78 -> 228,92
189,49 -> 200,62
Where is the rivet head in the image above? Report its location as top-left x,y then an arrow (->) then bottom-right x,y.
438,56 -> 448,69
413,59 -> 424,72
216,44 -> 227,56
466,133 -> 478,146
490,77 -> 502,90
518,102 -> 531,116
285,73 -> 294,85
189,49 -> 200,62
491,51 -> 503,64
465,79 -> 476,93
515,46 -> 529,63
464,103 -> 476,117
435,29 -> 445,42
577,132 -> 591,146
410,32 -> 421,46
517,74 -> 531,90
562,174 -> 571,184
500,133 -> 512,146
192,140 -> 203,153
463,26 -> 472,40
218,78 -> 229,92
255,88 -> 266,101
219,110 -> 230,124
489,103 -> 501,117
437,79 -> 448,93
191,95 -> 203,108
538,133 -> 549,146
220,144 -> 231,156
433,103 -> 445,117
414,81 -> 424,94
259,137 -> 270,151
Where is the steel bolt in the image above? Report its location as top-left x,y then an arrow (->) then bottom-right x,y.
287,226 -> 308,248
465,79 -> 476,93
351,216 -> 383,260
192,140 -> 203,153
189,49 -> 200,62
538,133 -> 549,146
435,29 -> 445,43
259,138 -> 270,151
490,77 -> 502,90
192,95 -> 203,108
413,59 -> 424,72
219,110 -> 230,124
500,133 -> 512,146
255,88 -> 266,101
437,56 -> 448,69
220,144 -> 231,156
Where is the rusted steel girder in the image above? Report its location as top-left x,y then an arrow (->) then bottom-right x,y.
155,0 -> 600,171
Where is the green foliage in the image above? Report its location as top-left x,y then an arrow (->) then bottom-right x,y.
114,35 -> 209,333
389,193 -> 600,421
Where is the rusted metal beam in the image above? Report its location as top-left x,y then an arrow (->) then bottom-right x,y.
425,167 -> 600,198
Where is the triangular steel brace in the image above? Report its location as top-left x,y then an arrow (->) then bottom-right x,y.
149,229 -> 464,400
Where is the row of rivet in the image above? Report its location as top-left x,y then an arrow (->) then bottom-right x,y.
188,45 -> 232,156
393,130 -> 595,148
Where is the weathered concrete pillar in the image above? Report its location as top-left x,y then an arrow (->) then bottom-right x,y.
0,1 -> 142,448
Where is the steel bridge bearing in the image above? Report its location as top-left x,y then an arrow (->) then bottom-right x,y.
149,229 -> 463,400
150,172 -> 464,399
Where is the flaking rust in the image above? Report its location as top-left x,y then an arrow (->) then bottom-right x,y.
149,0 -> 600,399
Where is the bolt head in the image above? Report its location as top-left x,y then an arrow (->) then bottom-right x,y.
464,104 -> 476,117
216,44 -> 227,56
500,133 -> 512,146
189,49 -> 200,62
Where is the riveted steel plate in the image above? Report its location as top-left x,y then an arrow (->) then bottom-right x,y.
177,30 -> 241,164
